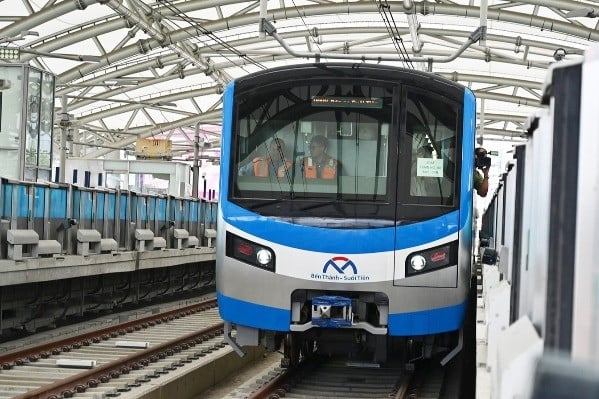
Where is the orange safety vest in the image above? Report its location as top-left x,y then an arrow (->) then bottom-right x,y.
303,157 -> 337,179
253,156 -> 292,177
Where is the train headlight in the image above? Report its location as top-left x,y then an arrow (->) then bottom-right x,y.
405,241 -> 458,276
410,255 -> 427,271
226,232 -> 276,272
256,249 -> 272,266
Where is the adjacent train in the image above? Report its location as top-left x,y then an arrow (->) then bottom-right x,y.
216,63 -> 477,365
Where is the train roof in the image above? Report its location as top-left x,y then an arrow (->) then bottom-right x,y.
233,62 -> 468,94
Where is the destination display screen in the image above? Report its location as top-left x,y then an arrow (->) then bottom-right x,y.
312,96 -> 383,109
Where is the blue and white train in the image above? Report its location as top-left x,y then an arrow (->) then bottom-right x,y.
217,63 -> 476,364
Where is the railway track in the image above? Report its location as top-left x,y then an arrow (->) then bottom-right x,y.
224,356 -> 453,399
0,295 -> 467,399
0,298 -> 227,399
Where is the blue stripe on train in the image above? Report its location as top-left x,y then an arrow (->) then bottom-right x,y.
223,204 -> 460,253
218,292 -> 290,331
387,300 -> 466,335
218,292 -> 465,335
462,88 -> 476,212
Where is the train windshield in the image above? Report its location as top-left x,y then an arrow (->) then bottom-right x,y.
231,80 -> 459,221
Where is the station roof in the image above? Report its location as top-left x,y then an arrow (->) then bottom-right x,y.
1,0 -> 598,161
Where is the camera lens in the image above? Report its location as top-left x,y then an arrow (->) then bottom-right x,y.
476,154 -> 491,168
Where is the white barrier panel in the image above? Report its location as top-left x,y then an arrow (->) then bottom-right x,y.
483,264 -> 500,297
483,264 -> 500,323
497,316 -> 542,399
486,280 -> 511,398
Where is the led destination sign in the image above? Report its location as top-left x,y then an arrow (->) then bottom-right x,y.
312,96 -> 383,109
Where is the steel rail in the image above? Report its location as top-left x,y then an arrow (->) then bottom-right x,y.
0,298 -> 217,368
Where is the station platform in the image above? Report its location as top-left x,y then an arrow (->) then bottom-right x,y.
0,177 -> 219,336
0,246 -> 216,287
0,176 -> 219,286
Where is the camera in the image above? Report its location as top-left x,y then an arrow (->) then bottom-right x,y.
476,153 -> 491,169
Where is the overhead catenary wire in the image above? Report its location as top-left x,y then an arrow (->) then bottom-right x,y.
291,0 -> 323,53
376,0 -> 415,69
157,0 -> 267,71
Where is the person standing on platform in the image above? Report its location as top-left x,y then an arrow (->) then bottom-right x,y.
474,147 -> 491,197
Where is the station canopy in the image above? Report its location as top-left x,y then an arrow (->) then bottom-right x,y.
1,0 -> 598,162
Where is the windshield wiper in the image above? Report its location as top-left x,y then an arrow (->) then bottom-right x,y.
248,198 -> 289,210
299,200 -> 339,212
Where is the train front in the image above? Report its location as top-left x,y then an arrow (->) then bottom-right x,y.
216,64 -> 476,364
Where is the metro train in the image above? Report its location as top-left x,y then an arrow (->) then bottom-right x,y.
216,63 -> 477,365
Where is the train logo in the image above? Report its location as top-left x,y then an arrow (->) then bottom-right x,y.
323,256 -> 358,275
310,256 -> 369,281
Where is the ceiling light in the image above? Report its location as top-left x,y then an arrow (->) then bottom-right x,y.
0,47 -> 20,60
